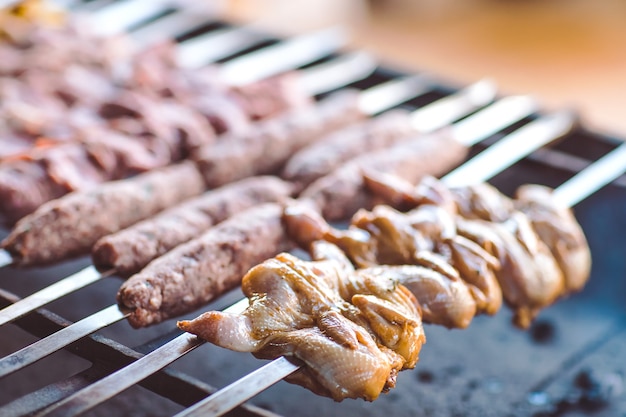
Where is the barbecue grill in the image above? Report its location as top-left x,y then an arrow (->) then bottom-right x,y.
1,1 -> 625,416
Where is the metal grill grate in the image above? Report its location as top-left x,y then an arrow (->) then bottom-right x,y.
1,2 -> 625,417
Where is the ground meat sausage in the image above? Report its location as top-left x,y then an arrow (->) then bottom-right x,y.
300,129 -> 469,221
282,109 -> 415,191
117,203 -> 292,328
1,161 -> 206,266
193,90 -> 365,188
92,176 -> 293,277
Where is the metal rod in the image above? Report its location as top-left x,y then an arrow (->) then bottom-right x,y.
131,8 -> 213,47
88,0 -> 175,36
552,143 -> 626,208
356,74 -> 431,116
300,51 -> 378,97
410,79 -> 497,133
442,110 -> 577,188
0,250 -> 12,269
36,299 -> 249,417
0,266 -> 111,327
451,95 -> 538,146
0,305 -> 128,379
299,51 -> 376,97
176,26 -> 267,69
175,357 -> 299,417
219,26 -> 348,86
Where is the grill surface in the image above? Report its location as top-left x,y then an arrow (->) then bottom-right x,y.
0,3 -> 625,417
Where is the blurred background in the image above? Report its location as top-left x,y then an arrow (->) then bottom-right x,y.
222,0 -> 626,136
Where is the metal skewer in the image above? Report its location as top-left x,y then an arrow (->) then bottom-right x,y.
131,7 -> 216,47
86,0 -> 179,37
0,74 -> 492,328
551,143 -> 626,208
32,92 -> 551,417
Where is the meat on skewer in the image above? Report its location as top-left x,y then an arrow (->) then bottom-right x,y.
178,176 -> 590,401
363,173 -> 590,327
178,250 -> 425,402
118,203 -> 292,328
192,89 -> 366,188
92,176 -> 293,277
281,109 -> 415,191
299,128 -> 469,221
1,161 -> 205,266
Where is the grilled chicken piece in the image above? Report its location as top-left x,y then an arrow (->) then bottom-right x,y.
283,203 -> 490,327
514,184 -> 591,293
456,215 -> 564,328
309,240 -> 477,329
178,252 -> 425,401
326,204 -> 502,317
365,174 -> 589,327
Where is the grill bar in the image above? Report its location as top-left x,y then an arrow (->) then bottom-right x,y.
0,305 -> 128,378
131,9 -> 214,47
176,26 -> 268,69
219,26 -> 347,86
88,0 -> 176,36
175,357 -> 299,417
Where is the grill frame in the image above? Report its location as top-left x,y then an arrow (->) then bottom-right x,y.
1,5 -> 626,417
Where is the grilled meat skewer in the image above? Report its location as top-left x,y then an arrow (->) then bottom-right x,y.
2,161 -> 205,266
178,250 -> 425,402
280,79 -> 495,191
118,203 -> 292,328
299,95 -> 537,221
281,109 -> 415,192
92,176 -> 293,277
192,89 -> 366,188
364,173 -> 589,327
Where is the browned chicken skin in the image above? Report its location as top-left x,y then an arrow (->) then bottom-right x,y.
363,173 -> 590,327
178,252 -> 425,401
283,201 -> 493,328
514,184 -> 592,293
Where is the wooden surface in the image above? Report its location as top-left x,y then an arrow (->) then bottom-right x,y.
225,0 -> 626,137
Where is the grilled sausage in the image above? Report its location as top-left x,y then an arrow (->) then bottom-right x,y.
282,110 -> 414,191
92,176 -> 293,276
118,203 -> 292,328
193,90 -> 366,188
1,161 -> 206,266
300,129 -> 468,221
